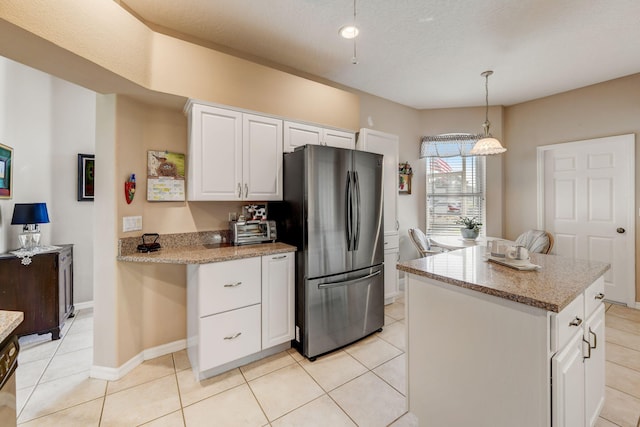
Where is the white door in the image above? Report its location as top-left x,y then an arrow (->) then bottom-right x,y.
261,253 -> 295,348
551,331 -> 586,427
322,128 -> 355,150
243,114 -> 283,201
539,134 -> 635,305
188,105 -> 242,200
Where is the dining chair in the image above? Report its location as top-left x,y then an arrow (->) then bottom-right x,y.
408,228 -> 448,257
514,229 -> 554,254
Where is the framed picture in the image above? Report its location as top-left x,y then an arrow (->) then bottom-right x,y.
399,161 -> 412,195
77,153 -> 95,201
0,143 -> 13,199
399,173 -> 412,194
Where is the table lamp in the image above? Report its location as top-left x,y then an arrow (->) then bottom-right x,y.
11,203 -> 50,250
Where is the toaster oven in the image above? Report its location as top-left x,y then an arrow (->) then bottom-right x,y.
230,220 -> 277,245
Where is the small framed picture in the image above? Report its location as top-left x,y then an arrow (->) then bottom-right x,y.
77,153 -> 95,201
0,143 -> 13,199
399,173 -> 412,194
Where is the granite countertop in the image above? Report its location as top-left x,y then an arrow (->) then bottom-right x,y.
0,310 -> 23,343
397,245 -> 610,313
117,242 -> 296,264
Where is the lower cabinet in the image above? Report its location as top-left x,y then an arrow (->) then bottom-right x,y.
552,277 -> 606,427
187,252 -> 294,379
383,232 -> 399,304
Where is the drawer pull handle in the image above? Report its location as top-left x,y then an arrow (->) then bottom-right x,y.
224,332 -> 242,340
589,327 -> 597,349
582,336 -> 591,359
595,293 -> 605,300
272,255 -> 286,259
224,282 -> 242,288
569,317 -> 583,327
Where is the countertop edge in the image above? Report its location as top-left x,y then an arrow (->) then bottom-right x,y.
117,242 -> 297,264
398,250 -> 610,313
0,310 -> 24,343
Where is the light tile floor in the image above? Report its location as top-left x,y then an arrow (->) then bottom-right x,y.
14,299 -> 640,426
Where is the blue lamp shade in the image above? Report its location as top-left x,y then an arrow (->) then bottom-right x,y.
11,203 -> 50,225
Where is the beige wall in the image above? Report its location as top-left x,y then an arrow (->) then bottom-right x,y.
504,73 -> 640,301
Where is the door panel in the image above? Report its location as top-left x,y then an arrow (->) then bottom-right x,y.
304,265 -> 384,358
542,134 -> 635,305
352,150 -> 384,271
306,145 -> 352,278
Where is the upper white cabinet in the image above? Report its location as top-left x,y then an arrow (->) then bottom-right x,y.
284,121 -> 355,152
187,103 -> 283,201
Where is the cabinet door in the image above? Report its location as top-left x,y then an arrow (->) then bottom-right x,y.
188,104 -> 243,200
323,128 -> 355,150
243,114 -> 283,200
383,250 -> 399,304
283,121 -> 321,153
58,247 -> 74,322
261,252 -> 294,348
585,304 -> 605,427
552,331 -> 586,427
357,129 -> 399,235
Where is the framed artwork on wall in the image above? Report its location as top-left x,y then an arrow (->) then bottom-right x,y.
0,143 -> 13,199
399,161 -> 413,195
77,153 -> 95,201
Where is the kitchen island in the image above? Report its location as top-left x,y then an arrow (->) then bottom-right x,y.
397,246 -> 610,427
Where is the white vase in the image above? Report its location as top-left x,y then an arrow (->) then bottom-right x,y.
460,228 -> 479,240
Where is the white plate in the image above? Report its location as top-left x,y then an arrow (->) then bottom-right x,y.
485,255 -> 541,271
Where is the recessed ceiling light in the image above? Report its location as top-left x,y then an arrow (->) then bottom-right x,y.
339,25 -> 359,39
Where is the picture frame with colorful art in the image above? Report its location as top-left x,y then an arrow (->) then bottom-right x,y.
77,153 -> 95,201
399,173 -> 412,194
0,143 -> 13,199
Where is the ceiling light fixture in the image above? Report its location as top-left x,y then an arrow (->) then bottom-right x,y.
339,0 -> 359,64
470,70 -> 506,156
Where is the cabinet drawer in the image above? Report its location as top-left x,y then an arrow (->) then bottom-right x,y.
584,276 -> 605,318
198,258 -> 261,316
384,233 -> 399,250
199,304 -> 261,371
551,293 -> 585,353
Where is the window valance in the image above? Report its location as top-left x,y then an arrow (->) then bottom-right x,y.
420,133 -> 483,158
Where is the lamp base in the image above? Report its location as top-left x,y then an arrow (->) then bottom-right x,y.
18,225 -> 41,250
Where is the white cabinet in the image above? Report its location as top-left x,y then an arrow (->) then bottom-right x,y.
357,128 -> 400,304
283,121 -> 355,152
187,252 -> 294,380
551,276 -> 606,427
186,102 -> 283,201
261,252 -> 295,348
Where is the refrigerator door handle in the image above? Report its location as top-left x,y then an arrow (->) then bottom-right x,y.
345,172 -> 353,251
353,171 -> 361,250
317,269 -> 381,289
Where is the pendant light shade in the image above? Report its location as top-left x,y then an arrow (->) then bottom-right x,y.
470,70 -> 506,156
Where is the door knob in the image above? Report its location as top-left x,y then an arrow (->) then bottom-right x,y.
617,227 -> 626,234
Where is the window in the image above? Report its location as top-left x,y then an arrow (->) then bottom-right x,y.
425,155 -> 485,235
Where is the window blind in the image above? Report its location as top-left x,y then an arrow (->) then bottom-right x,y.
425,155 -> 485,236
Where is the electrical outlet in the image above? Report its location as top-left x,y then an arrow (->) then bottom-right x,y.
123,216 -> 142,232
228,212 -> 237,221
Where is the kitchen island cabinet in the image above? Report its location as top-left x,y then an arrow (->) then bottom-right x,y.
0,245 -> 73,340
397,246 -> 609,427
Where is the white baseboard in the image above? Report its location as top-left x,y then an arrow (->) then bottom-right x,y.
90,338 -> 186,381
73,301 -> 93,311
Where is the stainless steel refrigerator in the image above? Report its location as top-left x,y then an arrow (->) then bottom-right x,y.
271,145 -> 384,360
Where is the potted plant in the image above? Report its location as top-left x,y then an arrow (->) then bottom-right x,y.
456,216 -> 482,240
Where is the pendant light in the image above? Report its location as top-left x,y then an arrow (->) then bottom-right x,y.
470,70 -> 506,156
339,0 -> 359,64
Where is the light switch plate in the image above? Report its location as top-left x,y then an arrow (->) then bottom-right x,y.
123,216 -> 143,232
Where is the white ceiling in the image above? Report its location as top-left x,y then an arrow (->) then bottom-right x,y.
120,0 -> 640,109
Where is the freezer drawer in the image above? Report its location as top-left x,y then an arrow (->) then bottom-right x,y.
303,265 -> 384,358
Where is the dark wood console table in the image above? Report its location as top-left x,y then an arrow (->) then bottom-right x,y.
0,244 -> 74,340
